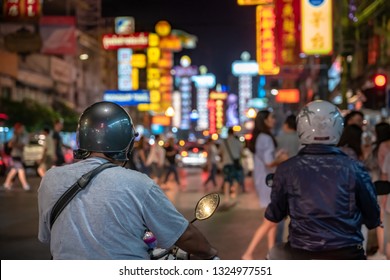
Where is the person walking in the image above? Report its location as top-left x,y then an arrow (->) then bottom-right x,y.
241,110 -> 288,256
370,122 -> 390,259
2,123 -> 30,191
133,135 -> 150,175
145,134 -> 166,185
38,101 -> 218,260
203,138 -> 219,190
249,110 -> 288,208
242,100 -> 380,260
52,119 -> 66,166
163,137 -> 181,187
379,152 -> 390,259
37,127 -> 56,178
219,128 -> 244,202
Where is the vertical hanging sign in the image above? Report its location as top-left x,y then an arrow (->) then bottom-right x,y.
275,0 -> 301,66
301,0 -> 333,55
256,5 -> 279,75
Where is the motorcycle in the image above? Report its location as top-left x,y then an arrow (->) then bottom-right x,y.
144,192 -> 220,260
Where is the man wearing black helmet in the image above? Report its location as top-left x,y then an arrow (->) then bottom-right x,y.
38,101 -> 217,260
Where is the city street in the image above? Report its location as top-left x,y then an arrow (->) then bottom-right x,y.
0,167 -> 269,260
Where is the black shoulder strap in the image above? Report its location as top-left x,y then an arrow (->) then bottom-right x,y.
49,162 -> 117,229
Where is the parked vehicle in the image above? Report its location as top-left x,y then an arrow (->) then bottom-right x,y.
176,144 -> 208,168
23,134 -> 44,172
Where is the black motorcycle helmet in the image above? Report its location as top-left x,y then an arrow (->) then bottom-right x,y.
73,101 -> 138,161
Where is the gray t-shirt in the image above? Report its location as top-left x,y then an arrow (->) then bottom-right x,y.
38,157 -> 188,259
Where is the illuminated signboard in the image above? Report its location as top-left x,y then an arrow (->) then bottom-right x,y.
232,61 -> 258,76
237,0 -> 274,5
131,54 -> 146,68
103,90 -> 150,106
115,17 -> 134,35
301,0 -> 333,55
102,33 -> 149,50
117,48 -> 132,91
193,71 -> 216,130
275,0 -> 301,66
208,100 -> 217,134
159,36 -> 182,52
275,89 -> 300,103
209,91 -> 227,132
256,5 -> 280,75
3,0 -> 41,20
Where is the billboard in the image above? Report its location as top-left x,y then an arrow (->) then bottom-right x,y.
40,16 -> 76,55
103,90 -> 150,106
256,5 -> 279,75
301,0 -> 333,55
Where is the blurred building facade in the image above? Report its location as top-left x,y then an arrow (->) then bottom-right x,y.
0,0 -> 116,115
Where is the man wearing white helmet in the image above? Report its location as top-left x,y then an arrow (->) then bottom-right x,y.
260,100 -> 380,259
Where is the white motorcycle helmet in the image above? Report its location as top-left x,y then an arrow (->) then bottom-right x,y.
297,100 -> 344,145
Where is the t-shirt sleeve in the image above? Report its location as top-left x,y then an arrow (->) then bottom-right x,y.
142,184 -> 189,249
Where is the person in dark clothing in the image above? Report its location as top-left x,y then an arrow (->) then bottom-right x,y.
163,137 -> 181,187
52,120 -> 66,166
242,100 -> 381,260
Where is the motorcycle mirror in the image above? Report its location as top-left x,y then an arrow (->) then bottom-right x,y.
191,193 -> 220,223
266,173 -> 274,188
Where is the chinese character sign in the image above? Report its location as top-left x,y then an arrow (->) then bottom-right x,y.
275,0 -> 301,66
256,5 -> 280,75
301,0 -> 333,55
3,0 -> 41,20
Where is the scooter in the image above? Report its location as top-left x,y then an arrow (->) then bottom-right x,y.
144,192 -> 220,260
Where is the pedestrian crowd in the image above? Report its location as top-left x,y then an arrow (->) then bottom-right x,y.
1,99 -> 390,260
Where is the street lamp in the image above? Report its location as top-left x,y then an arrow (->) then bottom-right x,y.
165,106 -> 175,118
246,108 -> 257,119
165,106 -> 175,134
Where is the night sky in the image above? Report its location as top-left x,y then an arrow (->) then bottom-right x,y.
101,0 -> 257,86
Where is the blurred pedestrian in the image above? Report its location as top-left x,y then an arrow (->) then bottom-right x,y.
133,135 -> 150,175
276,114 -> 300,158
37,127 -> 56,178
370,122 -> 390,259
203,138 -> 219,190
344,110 -> 364,128
248,110 -> 288,208
163,137 -> 181,187
380,152 -> 390,259
146,135 -> 165,185
275,114 -> 300,244
338,124 -> 364,161
219,127 -> 244,203
2,123 -> 30,191
337,123 -> 372,252
52,119 -> 66,166
243,110 -> 288,254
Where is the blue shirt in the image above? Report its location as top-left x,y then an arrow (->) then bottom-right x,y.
38,157 -> 188,259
